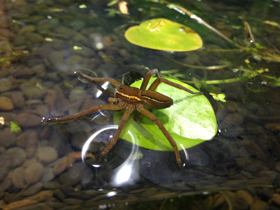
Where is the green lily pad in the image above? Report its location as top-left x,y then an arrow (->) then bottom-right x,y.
125,18 -> 203,51
114,77 -> 217,151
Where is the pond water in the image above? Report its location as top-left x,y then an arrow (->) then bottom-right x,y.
0,0 -> 280,209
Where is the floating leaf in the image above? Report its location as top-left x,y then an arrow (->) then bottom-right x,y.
114,77 -> 217,151
125,18 -> 203,51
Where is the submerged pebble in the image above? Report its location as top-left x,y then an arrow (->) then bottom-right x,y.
12,167 -> 25,188
0,78 -> 12,93
24,162 -> 44,185
14,113 -> 41,127
21,86 -> 47,100
36,146 -> 58,163
6,147 -> 26,168
0,128 -> 17,148
21,182 -> 43,197
10,91 -> 25,109
52,156 -> 74,175
0,96 -> 14,111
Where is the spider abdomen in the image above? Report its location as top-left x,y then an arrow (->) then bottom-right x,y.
141,90 -> 173,109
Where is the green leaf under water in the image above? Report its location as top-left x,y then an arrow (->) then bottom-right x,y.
114,77 -> 217,151
125,18 -> 203,51
9,121 -> 21,135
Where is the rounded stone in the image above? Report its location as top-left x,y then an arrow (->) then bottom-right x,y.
12,167 -> 25,188
10,91 -> 25,109
24,162 -> 43,185
21,182 -> 43,197
0,96 -> 14,111
41,167 -> 54,184
21,86 -> 47,100
235,190 -> 253,208
14,113 -> 41,127
6,147 -> 26,168
0,78 -> 12,93
26,32 -> 44,45
52,156 -> 74,175
65,55 -> 83,64
250,200 -> 269,210
0,128 -> 17,148
36,146 -> 58,163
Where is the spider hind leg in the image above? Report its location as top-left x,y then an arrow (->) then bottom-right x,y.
98,104 -> 135,161
136,104 -> 183,170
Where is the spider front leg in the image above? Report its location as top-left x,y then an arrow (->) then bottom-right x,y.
140,69 -> 159,90
45,100 -> 127,123
140,69 -> 202,95
136,104 -> 183,170
98,104 -> 135,161
76,71 -> 121,88
149,77 -> 203,95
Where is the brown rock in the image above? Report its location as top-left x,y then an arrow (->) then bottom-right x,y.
12,167 -> 25,188
0,78 -> 12,93
24,162 -> 43,185
36,146 -> 58,163
26,32 -> 44,45
28,190 -> 53,202
269,193 -> 280,206
44,89 -> 57,115
14,113 -> 41,127
235,190 -> 253,209
0,29 -> 15,38
13,203 -> 53,210
21,86 -> 47,100
26,131 -> 38,158
10,91 -> 25,109
0,112 -> 15,122
0,128 -> 17,148
16,130 -> 38,158
265,123 -> 280,131
52,156 -> 74,175
275,162 -> 280,173
31,64 -> 45,75
41,167 -> 54,183
17,130 -> 31,148
6,147 -> 26,168
0,153 -> 13,182
0,96 -> 14,111
63,198 -> 83,205
21,182 -> 43,197
65,55 -> 83,64
250,200 -> 269,210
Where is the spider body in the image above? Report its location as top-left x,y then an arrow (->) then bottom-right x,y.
115,85 -> 173,109
45,69 -> 202,170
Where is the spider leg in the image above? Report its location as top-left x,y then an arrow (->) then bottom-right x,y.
98,104 -> 135,160
76,71 -> 121,88
140,69 -> 159,90
149,78 -> 202,95
135,104 -> 182,170
45,101 -> 127,123
108,97 -> 119,104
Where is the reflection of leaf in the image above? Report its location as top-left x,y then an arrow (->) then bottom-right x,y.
114,77 -> 217,151
125,18 -> 203,51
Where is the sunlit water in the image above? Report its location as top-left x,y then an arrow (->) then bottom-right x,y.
0,0 -> 279,209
